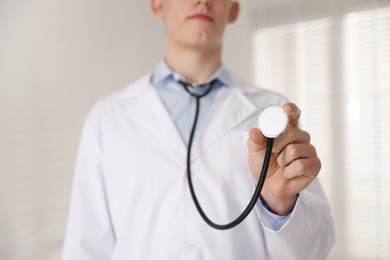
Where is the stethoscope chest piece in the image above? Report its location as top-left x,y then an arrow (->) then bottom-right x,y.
257,105 -> 289,138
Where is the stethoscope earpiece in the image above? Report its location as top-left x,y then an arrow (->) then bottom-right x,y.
257,105 -> 289,138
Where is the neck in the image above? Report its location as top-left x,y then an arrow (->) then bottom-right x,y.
165,44 -> 222,84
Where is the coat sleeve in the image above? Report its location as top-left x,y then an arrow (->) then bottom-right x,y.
256,179 -> 335,260
62,106 -> 116,260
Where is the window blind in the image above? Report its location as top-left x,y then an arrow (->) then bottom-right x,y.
343,8 -> 390,259
253,5 -> 390,259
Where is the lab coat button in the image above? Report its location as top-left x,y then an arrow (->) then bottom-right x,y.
186,242 -> 198,251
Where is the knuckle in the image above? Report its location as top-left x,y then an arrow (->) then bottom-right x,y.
307,144 -> 320,161
304,131 -> 311,143
285,128 -> 295,142
314,157 -> 322,173
287,144 -> 299,159
295,159 -> 306,173
311,144 -> 318,156
307,158 -> 321,177
276,154 -> 284,166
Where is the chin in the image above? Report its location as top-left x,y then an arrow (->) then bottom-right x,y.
184,40 -> 220,52
186,34 -> 221,49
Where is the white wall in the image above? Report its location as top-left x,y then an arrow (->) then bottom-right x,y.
0,1 -> 252,259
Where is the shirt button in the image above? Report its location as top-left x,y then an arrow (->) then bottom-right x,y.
186,242 -> 198,252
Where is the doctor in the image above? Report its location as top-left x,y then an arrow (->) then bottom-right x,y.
62,0 -> 334,259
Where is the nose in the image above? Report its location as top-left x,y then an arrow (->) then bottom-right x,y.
196,0 -> 212,7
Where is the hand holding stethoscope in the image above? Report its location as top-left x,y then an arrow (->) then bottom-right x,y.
247,103 -> 321,216
178,78 -> 321,229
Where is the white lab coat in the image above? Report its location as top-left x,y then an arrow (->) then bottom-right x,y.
62,74 -> 334,260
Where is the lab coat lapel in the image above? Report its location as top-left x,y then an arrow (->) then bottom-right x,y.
121,76 -> 187,160
191,86 -> 257,161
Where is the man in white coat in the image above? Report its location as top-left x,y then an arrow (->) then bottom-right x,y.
62,0 -> 335,259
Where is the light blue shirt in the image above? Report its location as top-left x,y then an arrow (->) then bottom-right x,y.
151,60 -> 232,145
151,60 -> 291,231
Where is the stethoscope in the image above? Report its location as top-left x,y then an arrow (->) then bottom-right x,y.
177,79 -> 289,230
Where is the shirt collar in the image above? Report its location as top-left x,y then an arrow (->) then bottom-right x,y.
151,59 -> 233,87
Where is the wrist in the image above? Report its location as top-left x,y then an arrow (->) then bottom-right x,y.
260,192 -> 298,216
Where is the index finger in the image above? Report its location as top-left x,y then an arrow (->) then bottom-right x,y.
247,128 -> 267,153
283,102 -> 301,127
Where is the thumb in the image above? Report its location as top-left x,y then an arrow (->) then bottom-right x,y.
248,128 -> 267,153
283,102 -> 301,127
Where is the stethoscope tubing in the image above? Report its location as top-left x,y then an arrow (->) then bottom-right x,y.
181,80 -> 274,230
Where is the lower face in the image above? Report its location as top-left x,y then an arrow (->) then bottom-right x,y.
163,0 -> 233,51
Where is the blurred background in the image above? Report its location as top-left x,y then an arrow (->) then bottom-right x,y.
0,0 -> 389,259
